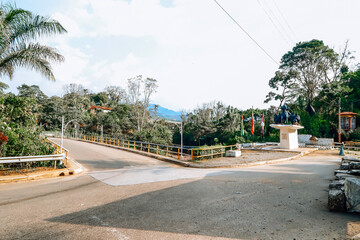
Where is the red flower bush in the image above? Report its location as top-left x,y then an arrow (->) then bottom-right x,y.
0,131 -> 8,143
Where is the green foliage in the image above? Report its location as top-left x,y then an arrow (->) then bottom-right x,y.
0,94 -> 54,157
134,123 -> 173,145
0,3 -> 67,81
266,39 -> 350,113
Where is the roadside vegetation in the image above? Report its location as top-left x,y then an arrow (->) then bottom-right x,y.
0,3 -> 65,166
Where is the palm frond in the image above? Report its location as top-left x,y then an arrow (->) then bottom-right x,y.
0,43 -> 65,81
9,14 -> 67,45
0,4 -> 67,81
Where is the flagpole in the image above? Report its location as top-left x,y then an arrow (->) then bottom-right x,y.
252,106 -> 254,143
261,113 -> 264,141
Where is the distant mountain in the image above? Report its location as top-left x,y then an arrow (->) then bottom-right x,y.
148,104 -> 182,121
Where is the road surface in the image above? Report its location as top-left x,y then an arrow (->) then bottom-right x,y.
0,138 -> 359,239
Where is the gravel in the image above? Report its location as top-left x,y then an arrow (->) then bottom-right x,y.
191,149 -> 299,167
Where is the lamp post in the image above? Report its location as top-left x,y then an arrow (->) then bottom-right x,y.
165,119 -> 183,158
60,117 -> 78,153
172,120 -> 183,158
338,98 -> 341,143
180,120 -> 183,158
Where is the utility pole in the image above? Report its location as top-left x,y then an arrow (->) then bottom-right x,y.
180,120 -> 183,158
75,123 -> 78,139
60,116 -> 64,153
338,98 -> 341,143
101,124 -> 104,143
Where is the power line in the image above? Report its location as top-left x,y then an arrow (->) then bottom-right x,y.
260,0 -> 295,44
271,0 -> 298,42
213,0 -> 279,66
257,0 -> 292,46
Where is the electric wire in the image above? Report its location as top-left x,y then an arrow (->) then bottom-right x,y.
213,0 -> 279,66
271,0 -> 298,42
257,0 -> 292,46
262,0 -> 295,43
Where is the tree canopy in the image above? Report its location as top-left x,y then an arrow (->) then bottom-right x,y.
265,39 -> 351,116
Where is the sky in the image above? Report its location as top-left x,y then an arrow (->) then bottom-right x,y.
5,0 -> 360,111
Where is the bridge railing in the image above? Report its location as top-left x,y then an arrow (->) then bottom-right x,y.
82,135 -> 193,161
191,145 -> 238,161
45,138 -> 69,166
0,138 -> 68,169
81,135 -> 240,161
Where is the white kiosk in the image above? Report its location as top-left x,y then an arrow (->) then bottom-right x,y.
270,124 -> 304,149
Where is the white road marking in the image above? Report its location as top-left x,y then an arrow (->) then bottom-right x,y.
91,215 -> 129,240
88,166 -> 232,186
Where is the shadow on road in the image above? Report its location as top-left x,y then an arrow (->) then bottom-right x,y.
46,165 -> 360,239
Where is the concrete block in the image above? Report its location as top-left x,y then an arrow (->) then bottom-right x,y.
345,178 -> 360,212
328,189 -> 346,211
225,150 -> 241,157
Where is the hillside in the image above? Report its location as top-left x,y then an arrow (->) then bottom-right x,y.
148,104 -> 181,121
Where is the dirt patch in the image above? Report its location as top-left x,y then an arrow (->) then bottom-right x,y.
190,149 -> 299,167
0,167 -> 57,176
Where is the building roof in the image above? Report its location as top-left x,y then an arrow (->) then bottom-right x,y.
336,112 -> 358,116
89,106 -> 112,111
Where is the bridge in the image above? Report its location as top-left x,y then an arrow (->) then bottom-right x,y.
0,139 -> 358,239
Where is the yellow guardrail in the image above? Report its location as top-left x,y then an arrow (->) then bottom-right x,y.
82,135 -> 192,161
191,145 -> 239,161
45,138 -> 69,167
81,135 -> 239,161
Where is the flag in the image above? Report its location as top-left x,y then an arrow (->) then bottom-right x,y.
261,113 -> 265,135
241,114 -> 244,136
251,112 -> 254,135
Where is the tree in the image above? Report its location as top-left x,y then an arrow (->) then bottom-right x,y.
0,3 -> 66,82
0,94 -> 53,157
266,39 -> 351,115
105,86 -> 126,106
127,75 -> 158,131
62,83 -> 91,123
17,84 -> 47,103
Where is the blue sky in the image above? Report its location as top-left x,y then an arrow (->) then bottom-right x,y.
5,0 -> 360,111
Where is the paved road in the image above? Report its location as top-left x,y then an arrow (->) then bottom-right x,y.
0,139 -> 359,239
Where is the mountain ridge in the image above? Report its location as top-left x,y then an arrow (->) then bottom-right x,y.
148,104 -> 182,121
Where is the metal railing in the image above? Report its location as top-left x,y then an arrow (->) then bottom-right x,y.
0,154 -> 64,164
82,135 -> 193,161
45,138 -> 69,166
191,145 -> 239,161
81,135 -> 241,161
0,138 -> 69,169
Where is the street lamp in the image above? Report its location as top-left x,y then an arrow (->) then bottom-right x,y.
60,116 -> 78,153
175,120 -> 184,158
165,119 -> 183,158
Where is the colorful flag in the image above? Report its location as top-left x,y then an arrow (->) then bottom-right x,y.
241,114 -> 244,136
261,113 -> 265,135
251,112 -> 254,135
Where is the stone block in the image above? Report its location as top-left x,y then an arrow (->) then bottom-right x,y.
329,180 -> 345,190
340,163 -> 350,170
225,150 -> 241,157
328,189 -> 346,211
335,173 -> 357,180
350,162 -> 360,170
349,170 -> 360,176
334,170 -> 349,175
342,157 -> 360,163
345,178 -> 360,212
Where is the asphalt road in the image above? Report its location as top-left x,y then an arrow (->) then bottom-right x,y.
0,139 -> 359,240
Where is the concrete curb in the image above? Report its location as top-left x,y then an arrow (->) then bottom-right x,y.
0,156 -> 85,184
77,139 -> 190,167
77,139 -> 317,169
187,148 -> 318,168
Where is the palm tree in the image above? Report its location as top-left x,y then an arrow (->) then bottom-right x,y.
0,3 -> 67,81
